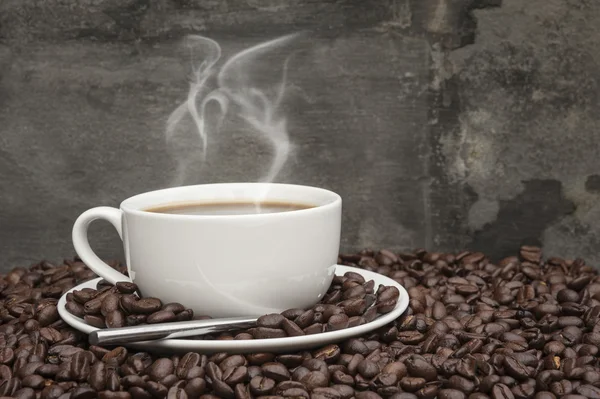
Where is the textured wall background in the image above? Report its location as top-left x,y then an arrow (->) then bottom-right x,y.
1,0 -> 599,271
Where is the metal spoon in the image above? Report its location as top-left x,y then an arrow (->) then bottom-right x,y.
88,316 -> 257,345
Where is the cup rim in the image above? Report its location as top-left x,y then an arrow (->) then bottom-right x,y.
120,182 -> 342,219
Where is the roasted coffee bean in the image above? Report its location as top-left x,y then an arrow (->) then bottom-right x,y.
148,358 -> 174,381
129,298 -> 162,314
281,319 -> 304,336
116,282 -> 138,294
327,314 -> 349,331
492,384 -> 516,399
105,310 -> 126,328
299,371 -> 328,390
101,294 -> 120,317
126,314 -> 146,326
212,379 -> 234,398
406,355 -> 437,381
184,377 -> 206,397
71,386 -> 98,399
512,383 -> 535,399
448,375 -> 476,394
293,310 -> 315,329
357,359 -> 379,378
66,301 -> 85,318
550,380 -> 573,396
84,315 -> 106,329
249,376 -> 275,395
257,314 -> 285,329
175,353 -> 201,379
146,381 -> 168,398
401,377 -> 427,392
146,310 -> 177,324
504,356 -> 532,381
248,328 -> 287,339
439,389 -> 467,399
21,374 -> 45,389
102,347 -> 128,367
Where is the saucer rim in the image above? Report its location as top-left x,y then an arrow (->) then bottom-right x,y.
57,265 -> 409,353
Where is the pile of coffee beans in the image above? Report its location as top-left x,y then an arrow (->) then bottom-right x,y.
64,281 -> 194,330
2,246 -> 600,399
64,271 -> 400,339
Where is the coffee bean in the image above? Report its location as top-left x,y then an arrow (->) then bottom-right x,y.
213,378 -> 235,398
304,323 -> 324,335
116,282 -> 138,294
105,310 -> 126,328
66,301 -> 85,317
125,314 -> 146,326
298,371 -> 328,390
439,389 -> 467,399
37,304 -> 59,327
512,383 -> 535,399
146,310 -> 176,324
260,362 -> 290,382
174,353 -> 200,379
492,384 -> 516,399
391,394 -> 419,399
448,375 -> 476,394
99,392 -> 132,399
146,381 -> 167,398
148,358 -> 174,381
357,359 -> 379,378
257,314 -> 285,329
14,387 -> 36,399
327,314 -> 349,331
21,374 -> 45,389
217,355 -> 244,372
102,347 -> 128,367
184,377 -> 206,397
242,353 -> 271,366
71,386 -> 99,399
406,355 -> 437,381
294,310 -> 315,329
550,380 -> 573,396
249,375 -> 275,395
101,294 -> 120,317
129,298 -> 162,314
84,315 -> 106,329
89,362 -> 107,391
281,319 -> 304,336
575,385 -> 600,399
70,351 -> 94,382
248,328 -> 287,339
165,386 -> 187,399
400,377 -> 427,392
504,357 -> 532,381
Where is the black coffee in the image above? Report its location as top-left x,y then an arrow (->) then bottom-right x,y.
144,201 -> 315,215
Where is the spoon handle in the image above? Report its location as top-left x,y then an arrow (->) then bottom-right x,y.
88,316 -> 257,345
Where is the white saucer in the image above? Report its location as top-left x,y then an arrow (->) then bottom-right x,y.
58,265 -> 409,354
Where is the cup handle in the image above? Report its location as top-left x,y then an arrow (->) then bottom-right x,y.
72,206 -> 130,285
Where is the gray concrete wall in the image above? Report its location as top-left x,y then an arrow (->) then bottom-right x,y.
1,0 -> 599,271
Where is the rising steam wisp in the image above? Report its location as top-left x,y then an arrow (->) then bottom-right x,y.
166,34 -> 300,195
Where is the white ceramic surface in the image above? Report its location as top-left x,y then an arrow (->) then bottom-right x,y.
58,266 -> 409,354
72,183 -> 342,318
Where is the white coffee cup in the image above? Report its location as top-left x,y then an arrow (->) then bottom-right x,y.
72,183 -> 342,318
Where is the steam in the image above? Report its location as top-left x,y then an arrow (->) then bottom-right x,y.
166,34 -> 300,187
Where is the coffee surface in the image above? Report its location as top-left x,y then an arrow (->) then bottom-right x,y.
145,201 -> 315,215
